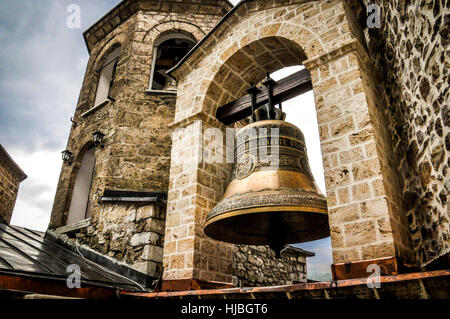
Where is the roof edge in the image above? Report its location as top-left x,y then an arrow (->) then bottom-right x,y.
83,0 -> 235,54
45,229 -> 156,290
282,245 -> 315,257
0,144 -> 27,182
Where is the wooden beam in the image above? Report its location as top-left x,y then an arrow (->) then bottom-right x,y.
216,68 -> 313,125
159,279 -> 234,292
331,256 -> 400,281
120,270 -> 450,299
54,218 -> 91,234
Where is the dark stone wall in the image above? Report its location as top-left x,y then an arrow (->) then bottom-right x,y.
0,152 -> 23,224
363,0 -> 449,266
233,245 -> 309,286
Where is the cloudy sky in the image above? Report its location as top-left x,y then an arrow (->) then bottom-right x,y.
0,0 -> 332,279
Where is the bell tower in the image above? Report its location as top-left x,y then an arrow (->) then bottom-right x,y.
49,0 -> 233,276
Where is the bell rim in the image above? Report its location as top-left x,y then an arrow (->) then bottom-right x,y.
204,204 -> 328,229
203,207 -> 330,245
204,119 -> 330,246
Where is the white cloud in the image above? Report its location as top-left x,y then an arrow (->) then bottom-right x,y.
2,0 -> 121,230
9,148 -> 61,231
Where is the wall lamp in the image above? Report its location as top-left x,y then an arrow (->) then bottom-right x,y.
93,131 -> 105,148
61,150 -> 73,165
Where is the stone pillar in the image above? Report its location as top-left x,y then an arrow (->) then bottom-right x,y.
305,41 -> 408,278
162,119 -> 234,290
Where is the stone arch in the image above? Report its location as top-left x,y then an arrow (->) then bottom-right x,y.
163,0 -> 411,282
229,22 -> 325,64
73,140 -> 96,164
149,30 -> 198,91
89,33 -> 126,73
172,19 -> 328,124
63,141 -> 97,225
143,20 -> 206,45
276,22 -> 326,58
83,35 -> 125,111
144,22 -> 203,91
202,35 -> 309,119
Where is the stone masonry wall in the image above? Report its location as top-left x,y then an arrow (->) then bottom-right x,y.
65,203 -> 165,275
0,152 -> 24,224
165,0 -> 410,282
50,0 -> 231,276
50,0 -> 311,284
233,245 -> 309,287
362,0 -> 449,266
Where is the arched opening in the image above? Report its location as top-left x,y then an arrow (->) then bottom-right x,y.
149,33 -> 196,92
205,37 -> 332,281
66,147 -> 96,225
94,45 -> 121,107
271,66 -> 332,281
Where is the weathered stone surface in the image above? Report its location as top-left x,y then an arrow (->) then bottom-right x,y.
48,0 -> 230,278
142,245 -> 164,262
233,245 -> 310,286
0,146 -> 26,224
329,204 -> 360,225
344,221 -> 377,246
48,0 -> 449,283
137,206 -> 155,221
130,232 -> 158,247
364,0 -> 449,265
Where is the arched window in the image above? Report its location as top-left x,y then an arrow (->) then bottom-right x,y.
66,147 -> 96,225
94,46 -> 121,107
149,33 -> 196,92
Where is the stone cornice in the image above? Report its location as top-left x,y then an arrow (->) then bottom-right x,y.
83,0 -> 234,53
169,0 -> 315,80
0,144 -> 27,182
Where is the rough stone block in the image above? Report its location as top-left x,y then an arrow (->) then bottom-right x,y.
136,205 -> 155,221
344,220 -> 377,246
142,245 -> 164,262
352,182 -> 372,201
130,232 -> 159,247
329,204 -> 360,224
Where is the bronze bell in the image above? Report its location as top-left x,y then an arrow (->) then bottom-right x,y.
204,73 -> 329,256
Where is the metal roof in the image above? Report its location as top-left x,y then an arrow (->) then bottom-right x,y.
0,222 -> 145,292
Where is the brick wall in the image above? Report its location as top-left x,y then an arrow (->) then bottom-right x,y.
64,203 -> 165,276
0,146 -> 26,224
233,245 -> 310,286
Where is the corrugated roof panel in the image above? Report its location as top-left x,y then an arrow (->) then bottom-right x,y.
0,222 -> 147,291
